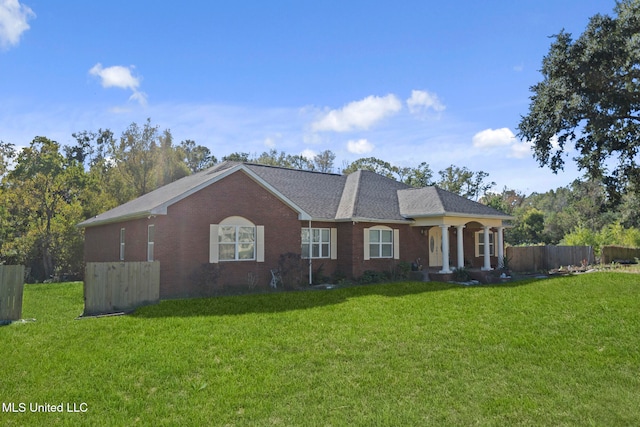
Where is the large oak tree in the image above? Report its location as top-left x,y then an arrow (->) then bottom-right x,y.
518,0 -> 640,197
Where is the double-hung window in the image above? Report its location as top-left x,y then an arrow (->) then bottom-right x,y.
301,228 -> 330,259
364,226 -> 399,260
209,217 -> 264,264
369,228 -> 393,258
219,225 -> 256,261
475,230 -> 496,257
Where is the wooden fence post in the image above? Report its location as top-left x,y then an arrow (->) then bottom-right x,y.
0,265 -> 26,322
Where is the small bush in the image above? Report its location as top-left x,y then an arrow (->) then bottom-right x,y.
278,252 -> 304,289
394,261 -> 411,280
452,266 -> 470,282
312,263 -> 331,285
359,270 -> 385,284
331,269 -> 347,284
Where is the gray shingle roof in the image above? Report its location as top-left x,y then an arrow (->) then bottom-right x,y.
397,186 -> 510,218
78,161 -> 511,228
336,170 -> 409,221
245,164 -> 345,219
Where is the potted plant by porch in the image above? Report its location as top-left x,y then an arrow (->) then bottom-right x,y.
497,256 -> 511,281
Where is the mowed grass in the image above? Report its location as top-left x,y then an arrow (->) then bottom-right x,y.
1,273 -> 639,426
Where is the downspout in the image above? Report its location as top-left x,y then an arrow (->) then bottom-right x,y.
308,220 -> 313,285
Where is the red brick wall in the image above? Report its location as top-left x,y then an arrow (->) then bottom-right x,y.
157,170 -> 302,297
338,222 -> 427,279
84,218 -> 150,263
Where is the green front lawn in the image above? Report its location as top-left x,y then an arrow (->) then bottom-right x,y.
1,273 -> 639,426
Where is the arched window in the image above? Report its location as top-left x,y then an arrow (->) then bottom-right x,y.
209,216 -> 264,263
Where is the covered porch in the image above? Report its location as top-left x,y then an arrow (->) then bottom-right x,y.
398,186 -> 513,278
413,217 -> 510,274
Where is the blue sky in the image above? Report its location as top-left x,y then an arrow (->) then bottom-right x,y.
0,0 -> 617,194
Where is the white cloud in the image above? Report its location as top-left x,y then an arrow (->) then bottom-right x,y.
128,90 -> 148,106
508,139 -> 533,159
311,94 -> 402,132
301,148 -> 316,160
0,0 -> 35,50
89,63 -> 140,90
473,127 -> 536,158
472,128 -> 515,149
89,63 -> 148,106
406,89 -> 445,114
347,138 -> 374,154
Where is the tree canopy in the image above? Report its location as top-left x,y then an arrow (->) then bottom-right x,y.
518,0 -> 640,196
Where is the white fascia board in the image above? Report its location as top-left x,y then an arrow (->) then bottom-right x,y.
334,217 -> 412,224
77,211 -> 155,228
404,211 -> 514,221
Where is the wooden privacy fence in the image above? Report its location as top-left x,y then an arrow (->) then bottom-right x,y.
84,262 -> 160,316
601,246 -> 640,264
0,265 -> 25,322
506,246 -> 595,273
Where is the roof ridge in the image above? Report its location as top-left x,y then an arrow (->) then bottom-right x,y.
433,186 -> 449,212
244,162 -> 343,177
335,171 -> 362,219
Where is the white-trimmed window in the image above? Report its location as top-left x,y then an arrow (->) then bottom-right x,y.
364,226 -> 400,260
147,224 -> 155,261
119,228 -> 125,261
220,225 -> 256,260
475,230 -> 497,257
302,228 -> 329,258
210,216 -> 264,263
301,228 -> 337,259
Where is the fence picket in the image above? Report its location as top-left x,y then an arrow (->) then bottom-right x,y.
506,246 -> 594,273
601,246 -> 640,264
84,262 -> 159,316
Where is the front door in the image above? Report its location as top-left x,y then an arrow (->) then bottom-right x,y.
428,227 -> 442,267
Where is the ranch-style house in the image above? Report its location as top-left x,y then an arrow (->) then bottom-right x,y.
78,161 -> 512,297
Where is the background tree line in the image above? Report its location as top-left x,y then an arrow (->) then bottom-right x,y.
0,118 -> 501,281
2,119 -> 640,282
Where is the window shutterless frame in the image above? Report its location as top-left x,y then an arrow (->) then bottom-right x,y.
119,228 -> 125,261
147,224 -> 155,262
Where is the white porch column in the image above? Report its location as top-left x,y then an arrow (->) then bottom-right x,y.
482,225 -> 492,271
497,226 -> 505,269
439,225 -> 451,273
456,225 -> 465,269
